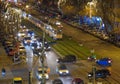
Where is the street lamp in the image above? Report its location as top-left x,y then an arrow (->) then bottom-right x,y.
26,5 -> 29,9
86,0 -> 97,18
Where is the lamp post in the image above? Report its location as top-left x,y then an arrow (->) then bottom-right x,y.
92,65 -> 96,84
40,28 -> 46,84
87,0 -> 97,18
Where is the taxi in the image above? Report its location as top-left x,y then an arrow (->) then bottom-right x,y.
13,77 -> 22,84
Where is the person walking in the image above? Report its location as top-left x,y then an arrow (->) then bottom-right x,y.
1,67 -> 6,77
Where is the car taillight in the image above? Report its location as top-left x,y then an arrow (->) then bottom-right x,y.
108,60 -> 111,63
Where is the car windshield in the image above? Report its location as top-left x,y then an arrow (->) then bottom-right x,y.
38,70 -> 47,73
24,37 -> 31,40
19,47 -> 25,49
59,64 -> 67,70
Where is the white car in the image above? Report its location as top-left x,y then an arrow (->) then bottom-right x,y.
36,67 -> 49,80
56,64 -> 69,75
18,31 -> 26,37
55,21 -> 63,27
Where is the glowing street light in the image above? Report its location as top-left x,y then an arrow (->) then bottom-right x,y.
26,5 -> 29,9
86,0 -> 97,18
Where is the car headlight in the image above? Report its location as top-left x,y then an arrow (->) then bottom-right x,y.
56,59 -> 59,62
32,47 -> 34,49
18,33 -> 21,36
108,60 -> 111,63
37,46 -> 40,49
66,70 -> 69,73
48,46 -> 51,49
46,75 -> 49,79
38,75 -> 42,79
39,52 -> 42,55
59,71 -> 62,74
32,33 -> 35,36
24,41 -> 27,43
88,74 -> 92,77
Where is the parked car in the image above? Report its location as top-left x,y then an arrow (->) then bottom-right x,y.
96,57 -> 112,66
12,54 -> 21,62
5,43 -> 14,51
56,64 -> 69,76
52,79 -> 63,84
6,47 -> 16,56
88,69 -> 111,79
56,55 -> 76,63
3,40 -> 13,48
88,55 -> 96,61
12,77 -> 22,84
72,78 -> 84,84
18,45 -> 26,54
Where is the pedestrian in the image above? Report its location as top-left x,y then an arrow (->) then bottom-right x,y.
1,67 -> 6,77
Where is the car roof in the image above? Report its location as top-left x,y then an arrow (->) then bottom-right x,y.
38,66 -> 48,71
101,58 -> 111,60
65,55 -> 76,58
59,64 -> 67,69
96,69 -> 109,72
13,77 -> 22,81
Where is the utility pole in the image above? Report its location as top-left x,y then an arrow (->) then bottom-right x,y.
92,65 -> 96,84
40,29 -> 46,84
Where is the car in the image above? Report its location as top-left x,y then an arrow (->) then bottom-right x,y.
56,55 -> 76,63
12,54 -> 21,62
18,45 -> 26,54
17,31 -> 26,37
52,79 -> 63,84
56,64 -> 69,76
5,44 -> 14,51
96,57 -> 112,66
36,67 -> 49,80
44,42 -> 51,51
27,30 -> 35,36
88,69 -> 111,79
6,47 -> 16,56
3,40 -> 13,47
72,78 -> 84,84
12,77 -> 22,84
88,55 -> 96,61
33,48 -> 43,56
30,42 -> 38,50
23,36 -> 32,45
55,21 -> 63,28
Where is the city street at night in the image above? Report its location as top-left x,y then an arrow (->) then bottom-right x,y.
1,0 -> 120,84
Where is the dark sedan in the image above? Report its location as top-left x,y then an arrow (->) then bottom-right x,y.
56,55 -> 77,63
88,69 -> 111,79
